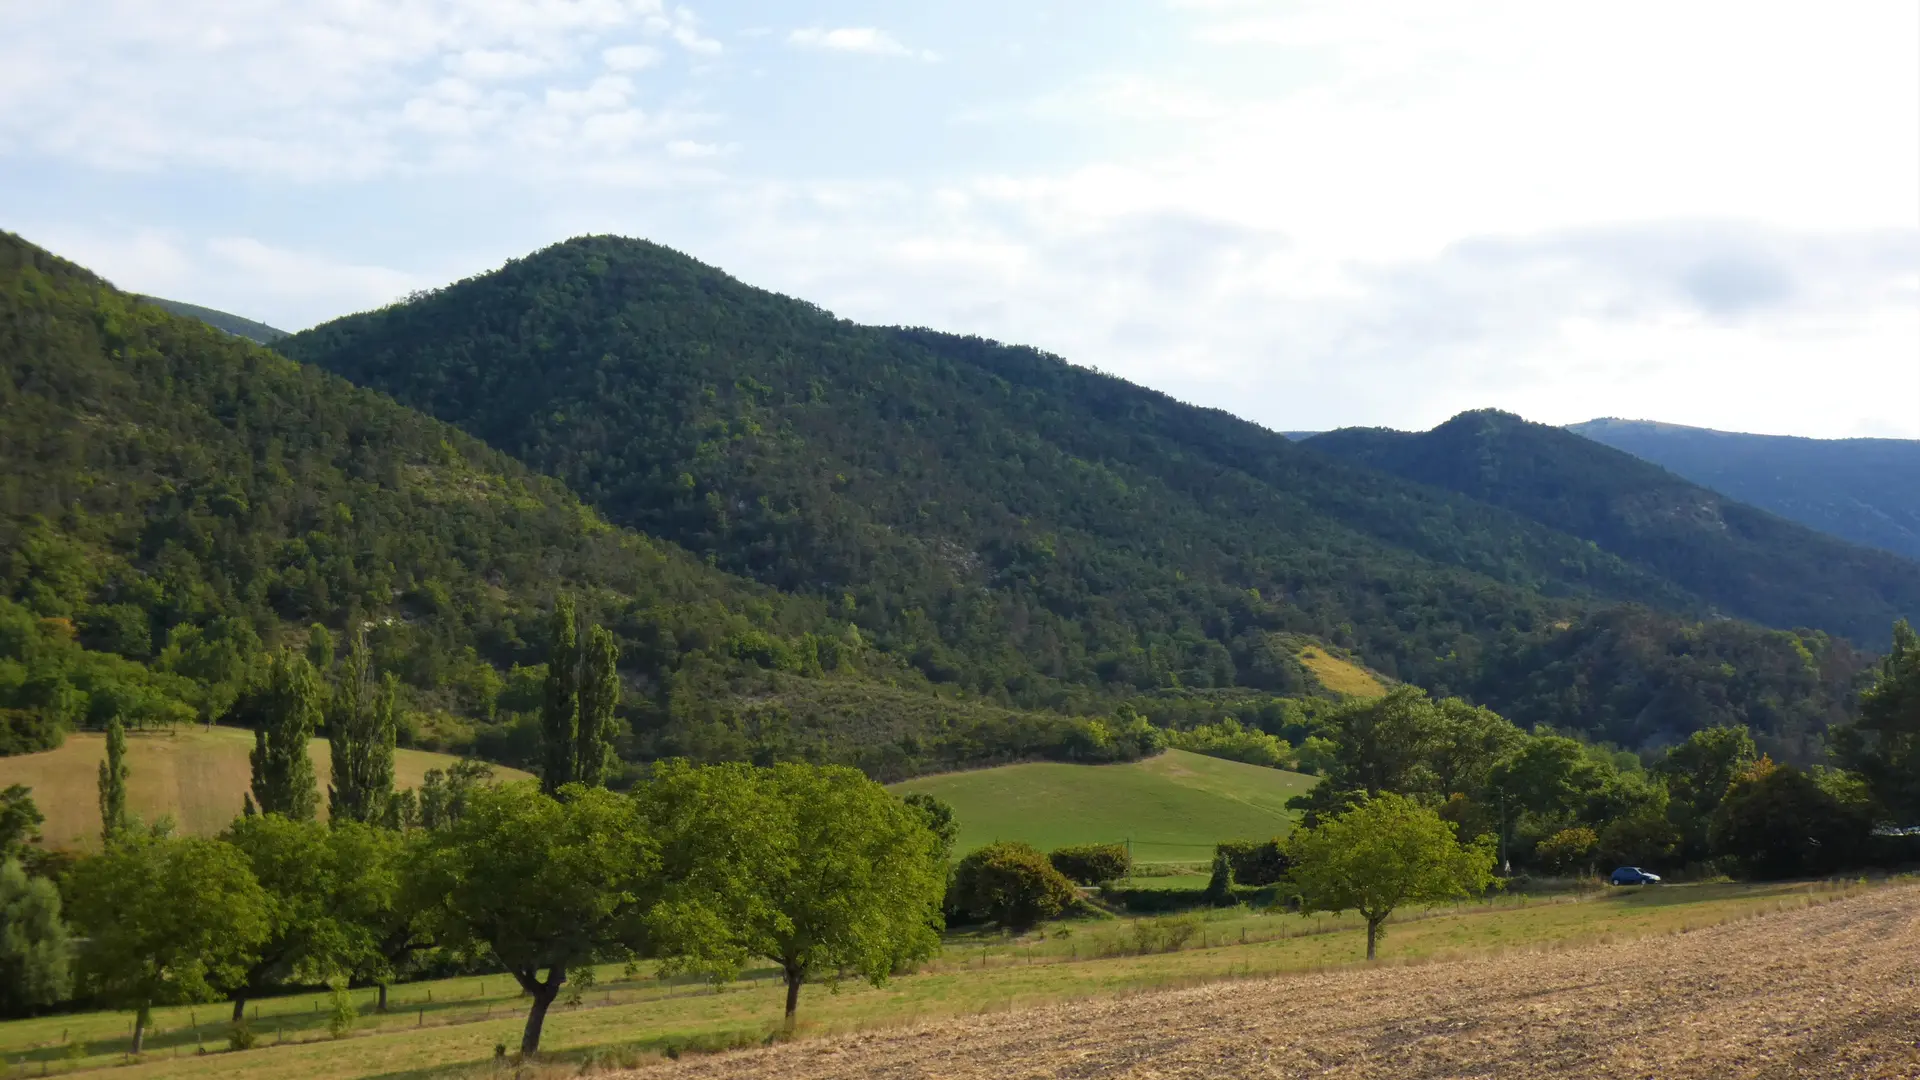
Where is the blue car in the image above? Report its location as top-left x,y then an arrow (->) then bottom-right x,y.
1609,866 -> 1661,886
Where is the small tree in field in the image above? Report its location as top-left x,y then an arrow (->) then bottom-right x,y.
66,835 -> 269,1052
1286,793 -> 1496,960
640,761 -> 945,1029
951,842 -> 1077,931
413,782 -> 657,1056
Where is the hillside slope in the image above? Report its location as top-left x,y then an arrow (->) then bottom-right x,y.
1307,410 -> 1920,646
137,296 -> 288,344
1570,418 -> 1920,562
0,231 -> 1102,779
0,727 -> 533,849
890,749 -> 1314,863
278,236 -> 1714,702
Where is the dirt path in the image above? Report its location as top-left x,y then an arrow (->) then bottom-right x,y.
622,885 -> 1920,1079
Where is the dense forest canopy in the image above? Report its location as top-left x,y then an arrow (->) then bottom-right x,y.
1307,410 -> 1920,647
0,231 -> 1147,778
1570,418 -> 1920,563
277,235 -> 1875,756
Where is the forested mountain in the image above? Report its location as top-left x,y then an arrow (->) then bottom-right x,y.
136,297 -> 287,345
0,231 -> 1131,780
276,235 -> 1871,753
1569,418 -> 1920,563
1306,411 -> 1920,647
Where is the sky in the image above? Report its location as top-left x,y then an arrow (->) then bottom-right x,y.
4,1 -> 1917,438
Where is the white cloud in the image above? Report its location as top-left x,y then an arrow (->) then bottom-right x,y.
787,27 -> 935,60
601,44 -> 660,71
0,0 -> 721,181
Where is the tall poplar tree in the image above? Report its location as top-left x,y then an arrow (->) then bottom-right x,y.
575,626 -> 621,788
96,716 -> 129,844
328,631 -> 397,826
250,651 -> 322,820
540,595 -> 580,795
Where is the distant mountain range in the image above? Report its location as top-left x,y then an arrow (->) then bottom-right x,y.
137,296 -> 287,344
1569,418 -> 1920,563
8,229 -> 1895,764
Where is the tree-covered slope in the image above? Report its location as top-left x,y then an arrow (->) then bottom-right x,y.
1307,411 -> 1920,647
0,231 -> 1110,778
136,297 -> 287,345
1569,418 -> 1920,563
280,235 -> 1722,706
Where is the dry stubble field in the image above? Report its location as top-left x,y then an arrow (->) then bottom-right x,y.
624,882 -> 1920,1080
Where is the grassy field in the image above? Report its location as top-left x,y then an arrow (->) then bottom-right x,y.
0,727 -> 532,849
1295,644 -> 1387,698
0,879 -> 1889,1079
636,882 -> 1920,1080
890,749 -> 1316,863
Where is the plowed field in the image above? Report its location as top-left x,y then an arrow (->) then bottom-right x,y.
623,883 -> 1920,1079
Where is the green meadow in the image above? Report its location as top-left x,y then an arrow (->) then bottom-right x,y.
891,749 -> 1319,862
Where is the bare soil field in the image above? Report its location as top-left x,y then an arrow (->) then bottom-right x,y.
623,883 -> 1920,1080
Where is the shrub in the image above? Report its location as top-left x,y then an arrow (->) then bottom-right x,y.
1166,719 -> 1292,768
326,978 -> 357,1039
1216,838 -> 1291,886
1048,843 -> 1130,885
1129,914 -> 1201,954
226,1023 -> 255,1052
951,842 -> 1078,930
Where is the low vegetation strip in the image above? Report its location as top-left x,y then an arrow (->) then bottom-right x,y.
622,883 -> 1920,1080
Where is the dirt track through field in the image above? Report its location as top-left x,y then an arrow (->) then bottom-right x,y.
625,885 -> 1920,1079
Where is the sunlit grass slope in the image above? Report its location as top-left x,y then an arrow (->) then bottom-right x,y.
0,727 -> 532,849
1297,644 -> 1389,698
890,748 -> 1317,864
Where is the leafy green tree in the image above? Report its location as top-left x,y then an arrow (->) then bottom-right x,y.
218,816 -> 389,1022
540,596 -> 579,795
948,841 -> 1076,934
96,716 -> 128,843
66,835 -> 269,1052
413,781 -> 657,1055
1833,619 -> 1920,822
1286,793 -> 1496,960
0,858 -> 72,1016
249,652 -> 322,821
1204,849 -> 1234,905
327,632 -> 396,826
1709,760 -> 1870,879
901,792 -> 959,860
641,761 -> 945,1027
1534,827 -> 1598,875
575,625 -> 620,788
0,785 -> 43,861
417,759 -> 494,830
1657,726 -> 1758,862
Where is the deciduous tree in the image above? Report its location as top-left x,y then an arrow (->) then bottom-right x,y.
66,835 -> 269,1052
96,716 -> 128,843
641,761 -> 945,1027
249,652 -> 321,820
0,858 -> 71,1016
327,632 -> 397,826
574,626 -> 620,788
540,596 -> 579,794
1286,793 -> 1496,960
414,782 -> 657,1056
